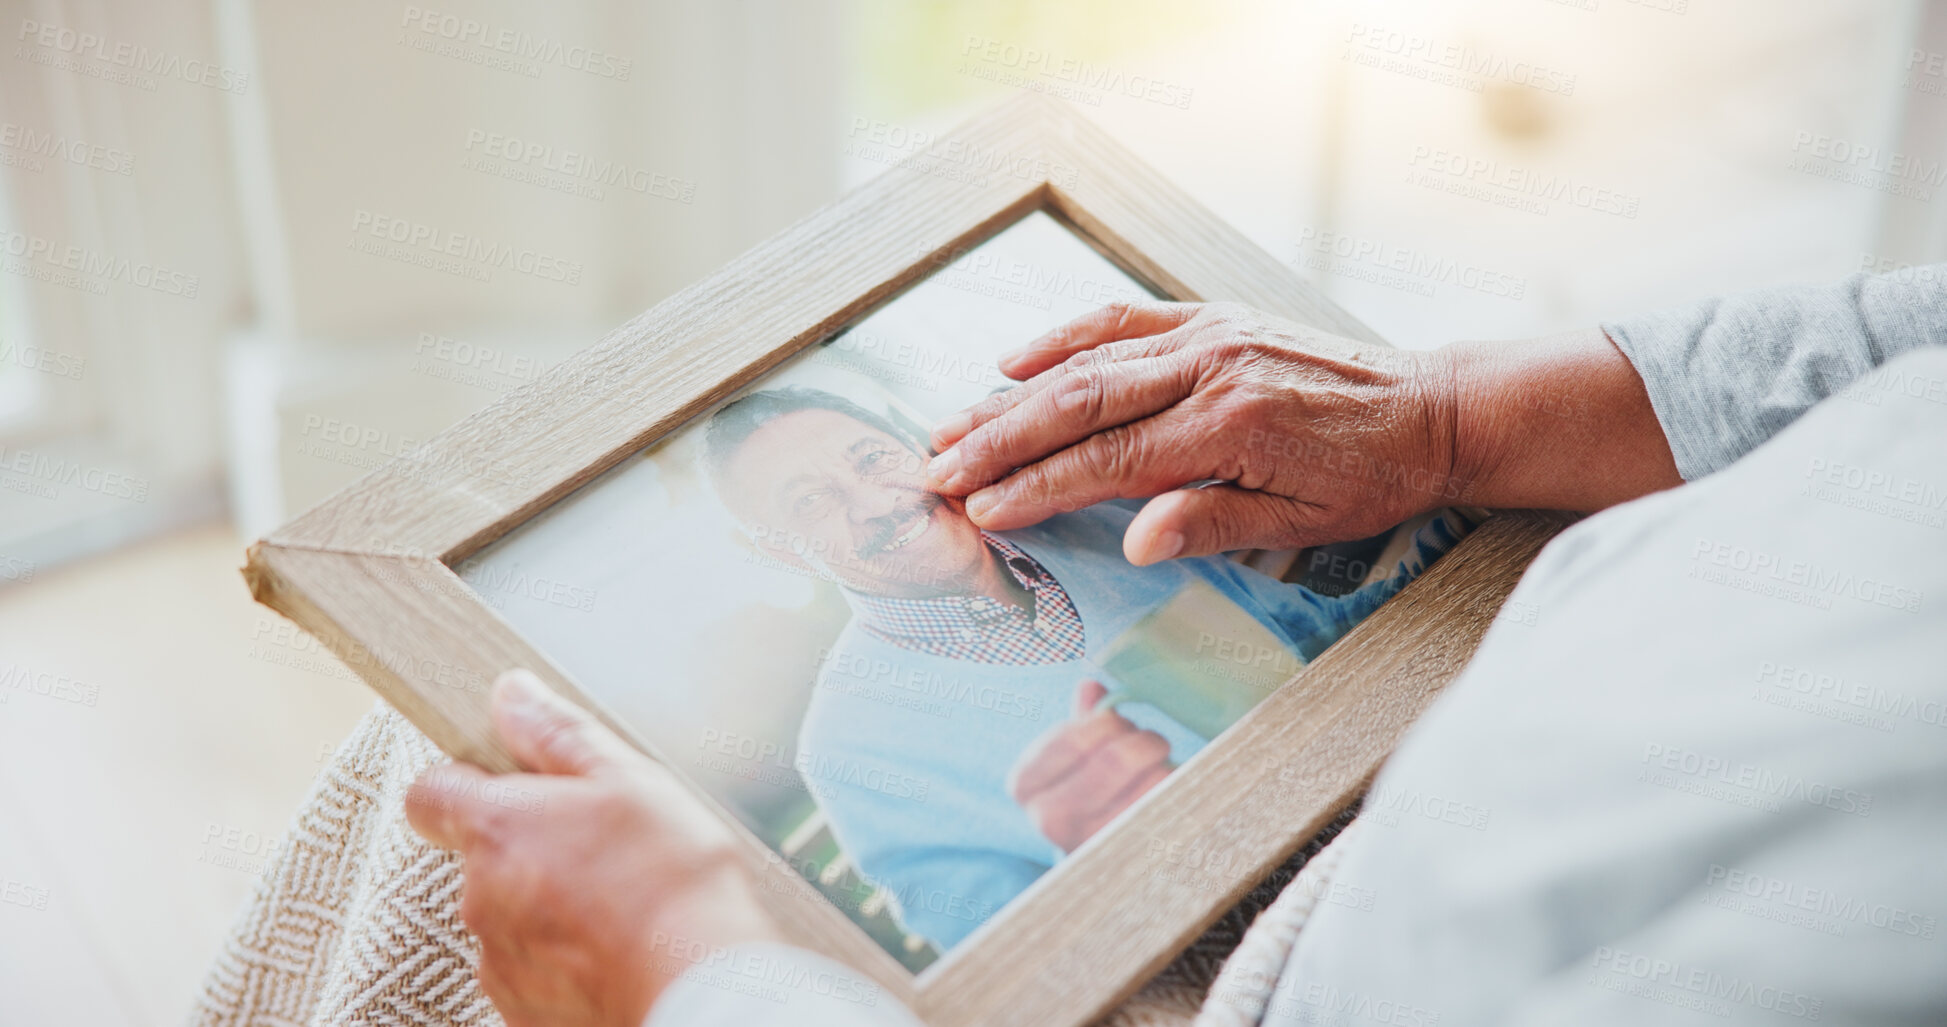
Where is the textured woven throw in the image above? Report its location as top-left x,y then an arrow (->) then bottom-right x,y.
191,704 -> 1355,1027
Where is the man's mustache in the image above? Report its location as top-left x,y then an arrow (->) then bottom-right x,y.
857,490 -> 947,560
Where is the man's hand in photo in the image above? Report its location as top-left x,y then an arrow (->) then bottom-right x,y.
406,669 -> 781,1027
1006,679 -> 1174,853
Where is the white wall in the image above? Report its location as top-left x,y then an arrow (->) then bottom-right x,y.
228,0 -> 845,529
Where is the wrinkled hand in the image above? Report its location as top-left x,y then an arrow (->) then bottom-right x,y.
406,670 -> 780,1027
925,302 -> 1462,564
1007,680 -> 1174,853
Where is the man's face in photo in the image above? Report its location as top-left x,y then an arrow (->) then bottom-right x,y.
716,408 -> 989,597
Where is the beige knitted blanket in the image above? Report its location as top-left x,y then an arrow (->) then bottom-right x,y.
191,704 -> 1356,1027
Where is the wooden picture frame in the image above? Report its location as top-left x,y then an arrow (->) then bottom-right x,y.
244,95 -> 1564,1027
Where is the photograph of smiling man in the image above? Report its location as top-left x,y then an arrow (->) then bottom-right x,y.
699,382 -> 1468,952
454,213 -> 1472,968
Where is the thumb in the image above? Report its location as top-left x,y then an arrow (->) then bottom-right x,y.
492,669 -> 629,777
1125,486 -> 1321,564
1072,678 -> 1109,718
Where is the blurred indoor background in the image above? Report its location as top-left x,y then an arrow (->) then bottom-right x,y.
2,0 -> 1943,1022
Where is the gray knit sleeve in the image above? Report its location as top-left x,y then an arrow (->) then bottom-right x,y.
1602,264 -> 1947,480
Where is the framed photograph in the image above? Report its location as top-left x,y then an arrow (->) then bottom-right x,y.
245,95 -> 1563,1027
